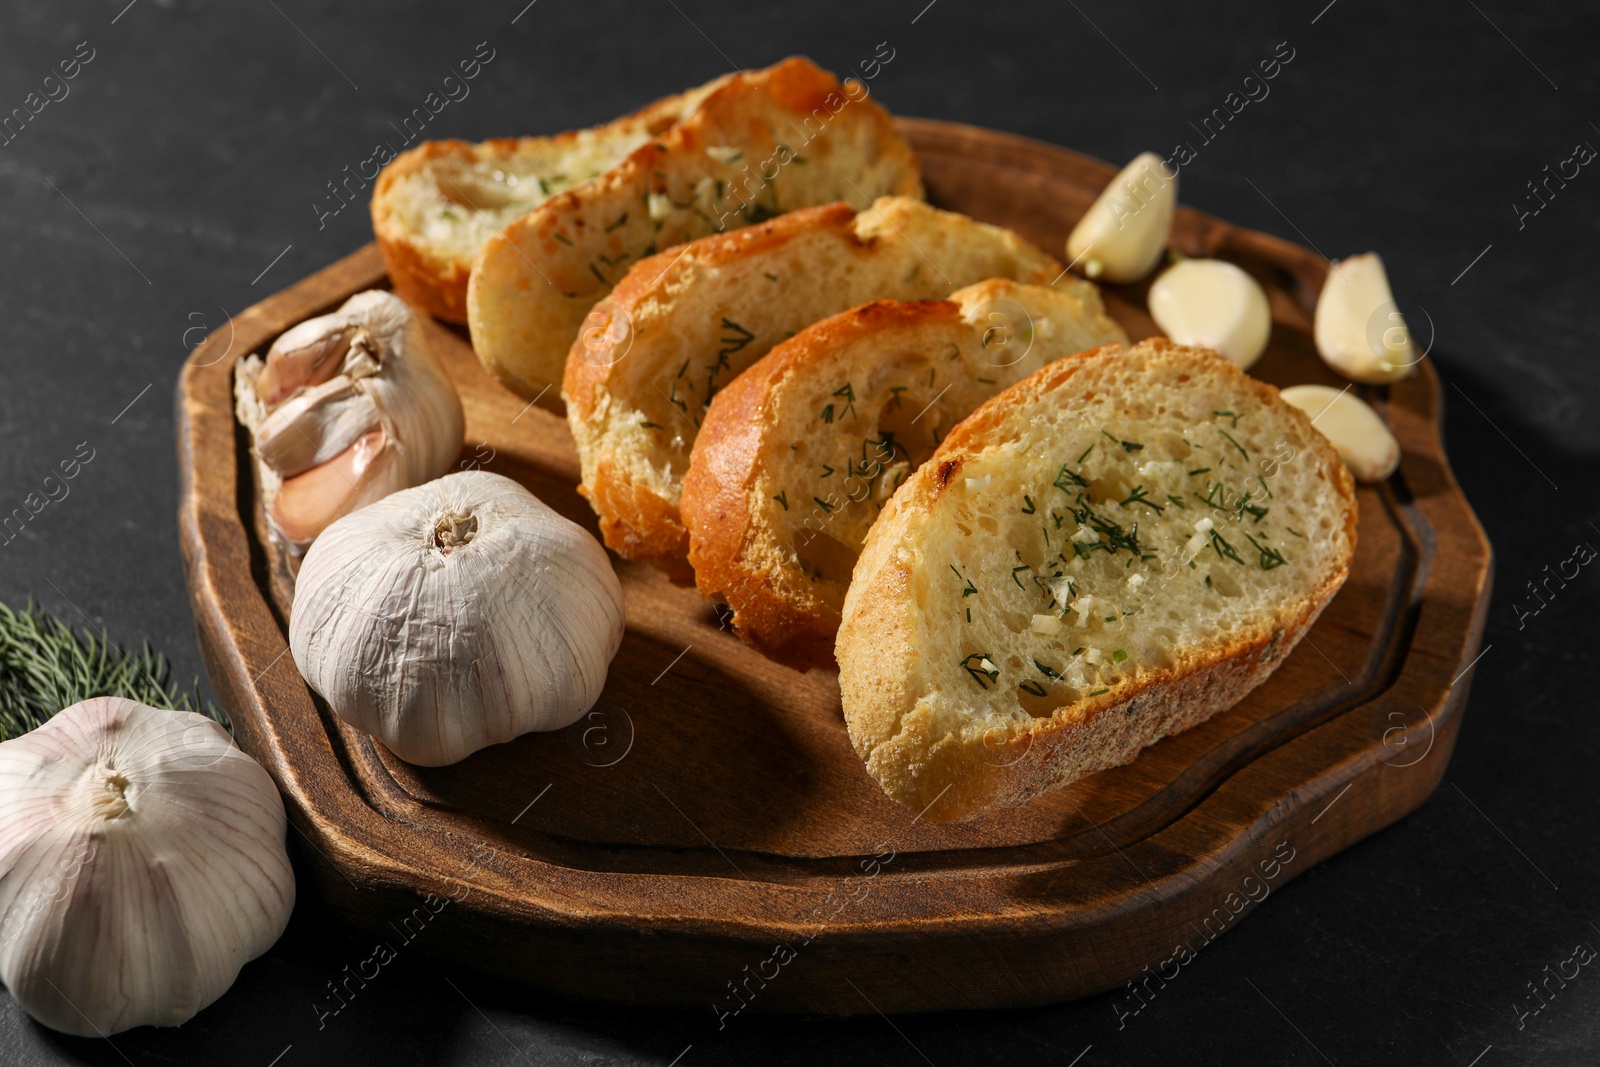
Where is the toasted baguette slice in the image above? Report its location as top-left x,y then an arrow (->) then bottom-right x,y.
564,198 -> 1062,574
469,56 -> 924,404
836,339 -> 1358,822
371,75 -> 730,323
682,279 -> 1126,668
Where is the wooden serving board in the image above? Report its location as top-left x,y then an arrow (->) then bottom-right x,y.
177,119 -> 1492,1014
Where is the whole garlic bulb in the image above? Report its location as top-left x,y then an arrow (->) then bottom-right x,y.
0,698 -> 294,1037
290,470 -> 626,766
235,290 -> 465,554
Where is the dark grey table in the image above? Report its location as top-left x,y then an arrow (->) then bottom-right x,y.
2,1 -> 1596,1063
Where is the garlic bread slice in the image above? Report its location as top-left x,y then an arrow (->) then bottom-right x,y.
371,74 -> 731,323
469,56 -> 925,404
836,339 -> 1357,822
682,279 -> 1126,668
564,197 -> 1061,573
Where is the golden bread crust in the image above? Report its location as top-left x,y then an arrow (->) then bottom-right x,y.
683,280 -> 1125,669
835,339 -> 1358,821
562,196 -> 1063,571
370,76 -> 720,323
469,57 -> 925,402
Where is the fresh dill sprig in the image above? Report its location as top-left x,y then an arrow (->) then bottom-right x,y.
1097,429 -> 1144,453
1244,532 -> 1288,570
1053,463 -> 1089,491
1217,429 -> 1250,461
1208,529 -> 1245,565
718,317 -> 755,358
0,600 -> 224,742
962,653 -> 999,689
1121,485 -> 1164,513
949,564 -> 978,598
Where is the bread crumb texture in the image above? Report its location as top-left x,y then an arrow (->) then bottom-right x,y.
372,76 -> 728,321
567,196 -> 1060,567
470,57 -> 925,400
835,339 -> 1357,821
683,277 -> 1125,667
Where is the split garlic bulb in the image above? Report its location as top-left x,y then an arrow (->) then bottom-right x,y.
235,289 -> 465,554
0,698 -> 294,1036
290,471 -> 627,766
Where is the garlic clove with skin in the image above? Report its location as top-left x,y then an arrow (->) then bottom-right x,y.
256,322 -> 358,406
1280,384 -> 1401,482
1066,151 -> 1177,284
235,290 -> 464,555
1148,258 -> 1273,369
290,470 -> 627,766
272,429 -> 389,544
254,291 -> 397,405
0,698 -> 294,1037
1312,252 -> 1417,384
254,379 -> 381,478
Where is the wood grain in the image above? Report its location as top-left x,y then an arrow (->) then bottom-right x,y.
176,119 -> 1493,1013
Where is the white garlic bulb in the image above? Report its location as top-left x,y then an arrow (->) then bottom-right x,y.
290,470 -> 627,766
235,290 -> 465,554
0,698 -> 294,1037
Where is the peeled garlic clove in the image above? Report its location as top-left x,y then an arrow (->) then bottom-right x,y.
0,698 -> 294,1037
1148,258 -> 1272,369
1280,384 -> 1400,482
290,470 -> 627,766
1066,151 -> 1177,283
257,321 -> 358,406
235,290 -> 465,555
1313,252 -> 1417,384
271,429 -> 389,544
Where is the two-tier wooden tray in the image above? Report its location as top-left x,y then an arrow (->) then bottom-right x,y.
177,119 -> 1492,1014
